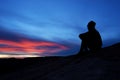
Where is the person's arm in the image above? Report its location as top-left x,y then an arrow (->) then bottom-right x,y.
79,32 -> 88,40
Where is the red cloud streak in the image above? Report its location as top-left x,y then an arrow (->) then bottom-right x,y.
0,39 -> 68,55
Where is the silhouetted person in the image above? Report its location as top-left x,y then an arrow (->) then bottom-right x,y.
79,21 -> 102,53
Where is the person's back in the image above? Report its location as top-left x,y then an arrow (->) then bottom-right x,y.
87,29 -> 102,52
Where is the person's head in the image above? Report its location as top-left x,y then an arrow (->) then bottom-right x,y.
87,21 -> 96,31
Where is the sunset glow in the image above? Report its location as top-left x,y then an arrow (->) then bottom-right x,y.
0,39 -> 68,56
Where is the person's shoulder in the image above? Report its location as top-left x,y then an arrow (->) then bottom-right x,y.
92,29 -> 99,33
95,30 -> 100,34
94,29 -> 99,32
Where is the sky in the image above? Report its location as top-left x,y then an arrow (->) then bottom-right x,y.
0,0 -> 120,58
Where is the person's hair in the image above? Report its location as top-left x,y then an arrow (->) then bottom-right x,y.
88,21 -> 96,27
87,21 -> 96,30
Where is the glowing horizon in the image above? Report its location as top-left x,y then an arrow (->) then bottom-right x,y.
0,54 -> 40,59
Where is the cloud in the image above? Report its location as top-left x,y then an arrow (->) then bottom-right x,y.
0,27 -> 68,56
0,39 -> 68,55
0,27 -> 24,42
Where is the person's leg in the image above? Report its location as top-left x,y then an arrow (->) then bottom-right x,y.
80,40 -> 88,53
80,40 -> 84,52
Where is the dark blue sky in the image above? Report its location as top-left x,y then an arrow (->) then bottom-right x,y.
0,0 -> 120,57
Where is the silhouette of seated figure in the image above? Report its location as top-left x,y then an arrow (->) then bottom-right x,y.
79,21 -> 102,53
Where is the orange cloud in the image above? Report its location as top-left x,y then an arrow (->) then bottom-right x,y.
0,39 -> 68,55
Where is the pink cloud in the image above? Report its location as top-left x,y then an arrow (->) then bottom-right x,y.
0,39 -> 68,55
